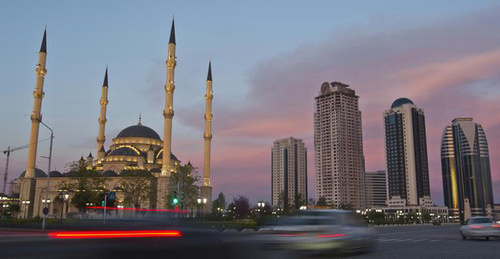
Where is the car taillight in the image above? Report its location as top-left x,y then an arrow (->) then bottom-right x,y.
470,226 -> 484,229
493,224 -> 500,228
48,230 -> 182,239
317,234 -> 346,238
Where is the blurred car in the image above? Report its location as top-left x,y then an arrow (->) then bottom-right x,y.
245,209 -> 377,256
460,217 -> 500,240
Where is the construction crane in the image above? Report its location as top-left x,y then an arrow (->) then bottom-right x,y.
2,137 -> 50,194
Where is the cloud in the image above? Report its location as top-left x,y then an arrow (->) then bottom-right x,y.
174,6 -> 500,204
134,6 -> 500,204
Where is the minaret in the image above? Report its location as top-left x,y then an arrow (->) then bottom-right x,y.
161,19 -> 176,176
20,29 -> 47,218
200,61 -> 213,212
203,61 -> 213,187
25,29 -> 48,178
97,68 -> 109,162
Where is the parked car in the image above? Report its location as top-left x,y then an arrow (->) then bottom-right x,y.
460,217 -> 500,240
245,209 -> 378,256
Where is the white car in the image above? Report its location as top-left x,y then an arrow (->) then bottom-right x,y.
460,217 -> 500,240
246,210 -> 378,255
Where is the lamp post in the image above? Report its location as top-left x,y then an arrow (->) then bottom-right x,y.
41,197 -> 51,219
37,118 -> 54,230
197,198 -> 207,222
1,204 -> 9,219
58,190 -> 69,222
257,201 -> 265,224
22,200 -> 31,219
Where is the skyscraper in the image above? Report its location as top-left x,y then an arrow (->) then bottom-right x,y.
314,82 -> 365,210
365,171 -> 387,207
384,98 -> 431,207
271,137 -> 308,208
441,118 -> 494,221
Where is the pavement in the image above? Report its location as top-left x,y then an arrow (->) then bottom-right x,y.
0,224 -> 499,258
353,224 -> 500,259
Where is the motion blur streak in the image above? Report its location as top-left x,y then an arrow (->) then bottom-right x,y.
470,226 -> 485,229
86,206 -> 188,213
317,234 -> 346,238
275,233 -> 308,237
48,230 -> 182,239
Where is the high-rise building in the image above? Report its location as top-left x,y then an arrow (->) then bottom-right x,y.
365,171 -> 387,207
271,137 -> 308,208
384,98 -> 432,207
314,82 -> 365,210
441,118 -> 494,221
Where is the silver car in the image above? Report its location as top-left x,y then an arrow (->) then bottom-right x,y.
249,210 -> 377,255
460,217 -> 500,240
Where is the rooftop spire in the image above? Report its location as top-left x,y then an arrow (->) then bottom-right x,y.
138,113 -> 142,125
169,19 -> 176,45
207,60 -> 212,81
40,28 -> 47,53
103,67 -> 108,87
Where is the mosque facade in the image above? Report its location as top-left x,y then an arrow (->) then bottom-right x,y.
12,20 -> 214,218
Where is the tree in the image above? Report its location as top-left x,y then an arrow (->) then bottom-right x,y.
294,193 -> 306,210
366,211 -> 386,225
338,202 -> 354,210
422,212 -> 431,223
58,159 -> 109,214
316,196 -> 328,207
165,163 -> 200,209
230,196 -> 251,219
277,190 -> 291,213
120,170 -> 154,208
211,192 -> 226,218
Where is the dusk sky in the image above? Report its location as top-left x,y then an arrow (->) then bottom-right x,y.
1,0 -> 499,205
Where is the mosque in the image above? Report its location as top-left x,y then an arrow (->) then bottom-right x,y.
12,20 -> 214,218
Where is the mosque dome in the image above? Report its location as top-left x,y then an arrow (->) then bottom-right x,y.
116,124 -> 161,141
156,150 -> 178,162
19,168 -> 47,178
109,147 -> 140,157
391,98 -> 414,109
49,171 -> 63,177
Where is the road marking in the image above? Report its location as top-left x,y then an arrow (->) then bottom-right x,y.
429,239 -> 441,242
379,238 -> 397,242
412,239 -> 428,242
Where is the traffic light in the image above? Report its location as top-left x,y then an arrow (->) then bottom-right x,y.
101,200 -> 105,206
173,197 -> 179,205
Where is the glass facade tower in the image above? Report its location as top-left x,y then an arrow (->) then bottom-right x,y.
441,118 -> 494,222
384,98 -> 431,206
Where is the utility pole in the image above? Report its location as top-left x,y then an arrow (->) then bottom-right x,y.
38,118 -> 53,230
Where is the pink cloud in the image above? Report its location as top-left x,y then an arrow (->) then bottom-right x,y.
170,6 -> 500,204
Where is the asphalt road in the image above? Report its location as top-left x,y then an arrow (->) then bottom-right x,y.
353,224 -> 500,259
1,224 -> 499,259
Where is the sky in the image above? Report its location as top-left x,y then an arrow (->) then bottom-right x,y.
1,0 -> 500,205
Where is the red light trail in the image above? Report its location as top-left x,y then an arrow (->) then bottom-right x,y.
48,230 -> 182,239
86,206 -> 188,213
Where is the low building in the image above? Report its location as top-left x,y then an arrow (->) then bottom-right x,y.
365,171 -> 387,207
363,205 -> 449,223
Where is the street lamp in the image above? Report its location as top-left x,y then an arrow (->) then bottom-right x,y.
37,118 -> 54,230
22,200 -> 31,219
58,190 -> 69,222
197,198 -> 207,222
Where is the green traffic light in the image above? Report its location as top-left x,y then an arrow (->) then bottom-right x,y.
173,198 -> 178,204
